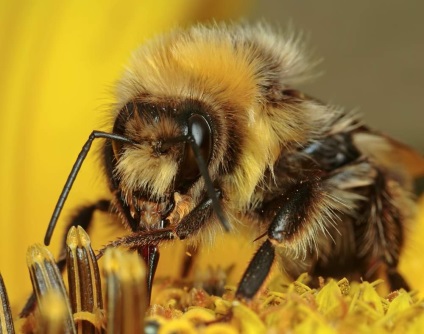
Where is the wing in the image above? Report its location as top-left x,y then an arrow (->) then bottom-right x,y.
352,129 -> 424,187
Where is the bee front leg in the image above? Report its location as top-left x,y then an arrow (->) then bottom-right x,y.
174,192 -> 218,239
236,179 -> 323,299
101,191 -> 220,287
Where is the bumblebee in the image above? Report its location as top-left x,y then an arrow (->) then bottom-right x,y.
44,23 -> 424,300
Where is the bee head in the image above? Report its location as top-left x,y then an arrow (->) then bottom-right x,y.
111,99 -> 216,212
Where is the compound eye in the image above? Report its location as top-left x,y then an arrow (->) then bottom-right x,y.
178,114 -> 213,187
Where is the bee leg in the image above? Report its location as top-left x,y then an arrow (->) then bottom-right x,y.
151,193 -> 216,296
237,179 -> 321,299
101,189 -> 229,302
174,191 -> 219,239
236,239 -> 275,299
103,192 -> 219,301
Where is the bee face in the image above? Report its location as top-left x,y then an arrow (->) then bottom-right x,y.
110,98 -> 221,228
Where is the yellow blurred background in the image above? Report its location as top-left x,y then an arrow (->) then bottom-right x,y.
1,0 -> 423,314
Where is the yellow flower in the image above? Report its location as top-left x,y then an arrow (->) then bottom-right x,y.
2,226 -> 424,333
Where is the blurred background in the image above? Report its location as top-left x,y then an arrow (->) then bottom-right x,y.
0,0 -> 423,312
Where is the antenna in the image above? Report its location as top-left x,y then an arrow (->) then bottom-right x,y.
44,131 -> 133,245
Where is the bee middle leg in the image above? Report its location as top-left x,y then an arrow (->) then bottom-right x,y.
236,178 -> 326,299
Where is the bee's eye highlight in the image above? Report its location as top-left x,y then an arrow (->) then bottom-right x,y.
177,114 -> 212,189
